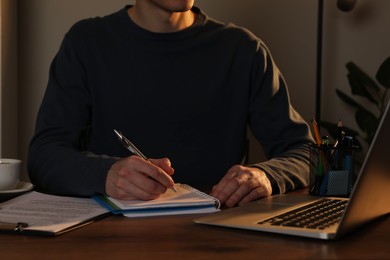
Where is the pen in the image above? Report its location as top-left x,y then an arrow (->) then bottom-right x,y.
312,118 -> 322,146
337,119 -> 344,144
311,118 -> 328,173
113,129 -> 177,192
336,119 -> 345,170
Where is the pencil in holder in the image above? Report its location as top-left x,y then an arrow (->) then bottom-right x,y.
309,136 -> 356,197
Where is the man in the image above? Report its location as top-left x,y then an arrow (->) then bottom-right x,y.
28,0 -> 314,207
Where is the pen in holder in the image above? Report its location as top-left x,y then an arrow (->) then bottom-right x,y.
309,136 -> 356,197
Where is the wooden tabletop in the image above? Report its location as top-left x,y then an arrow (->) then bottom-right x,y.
1,207 -> 390,259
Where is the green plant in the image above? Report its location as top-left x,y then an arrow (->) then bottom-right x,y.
321,57 -> 390,149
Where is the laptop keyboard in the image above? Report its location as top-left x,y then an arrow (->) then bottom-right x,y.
258,198 -> 348,230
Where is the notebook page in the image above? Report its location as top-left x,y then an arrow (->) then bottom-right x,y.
108,183 -> 220,210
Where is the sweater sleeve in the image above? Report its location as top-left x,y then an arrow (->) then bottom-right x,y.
27,27 -> 117,197
247,40 -> 315,194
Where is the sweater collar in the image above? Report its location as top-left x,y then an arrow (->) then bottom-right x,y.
119,5 -> 206,41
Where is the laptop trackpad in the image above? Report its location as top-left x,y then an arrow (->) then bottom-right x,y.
254,194 -> 319,211
195,194 -> 320,225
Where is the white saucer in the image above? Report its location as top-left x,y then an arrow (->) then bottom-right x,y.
0,181 -> 34,194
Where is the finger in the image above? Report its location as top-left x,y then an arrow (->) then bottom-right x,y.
108,178 -> 162,201
222,174 -> 254,207
212,167 -> 249,205
224,177 -> 264,207
126,158 -> 173,194
226,169 -> 273,207
129,170 -> 169,195
149,158 -> 175,176
136,157 -> 175,190
106,157 -> 168,199
237,186 -> 270,206
211,165 -> 241,197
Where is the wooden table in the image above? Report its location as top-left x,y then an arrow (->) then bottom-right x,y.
1,193 -> 390,259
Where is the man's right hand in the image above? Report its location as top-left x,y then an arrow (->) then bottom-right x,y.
105,156 -> 175,200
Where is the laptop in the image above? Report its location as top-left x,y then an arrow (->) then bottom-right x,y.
195,102 -> 390,240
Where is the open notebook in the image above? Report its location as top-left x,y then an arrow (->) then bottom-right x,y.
195,102 -> 390,240
94,183 -> 220,217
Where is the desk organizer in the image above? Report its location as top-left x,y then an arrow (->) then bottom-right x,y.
309,137 -> 356,197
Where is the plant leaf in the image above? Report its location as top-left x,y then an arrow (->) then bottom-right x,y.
336,89 -> 365,109
355,109 -> 378,144
346,62 -> 381,92
347,74 -> 379,105
355,108 -> 378,131
376,57 -> 390,88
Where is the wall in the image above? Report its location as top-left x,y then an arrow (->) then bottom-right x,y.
12,0 -> 390,180
0,0 -> 18,158
322,0 -> 390,151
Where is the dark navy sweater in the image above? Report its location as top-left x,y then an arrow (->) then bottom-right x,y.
28,6 -> 314,197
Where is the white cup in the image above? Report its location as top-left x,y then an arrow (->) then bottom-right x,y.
0,159 -> 22,190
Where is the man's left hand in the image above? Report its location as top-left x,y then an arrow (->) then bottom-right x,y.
210,165 -> 272,207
